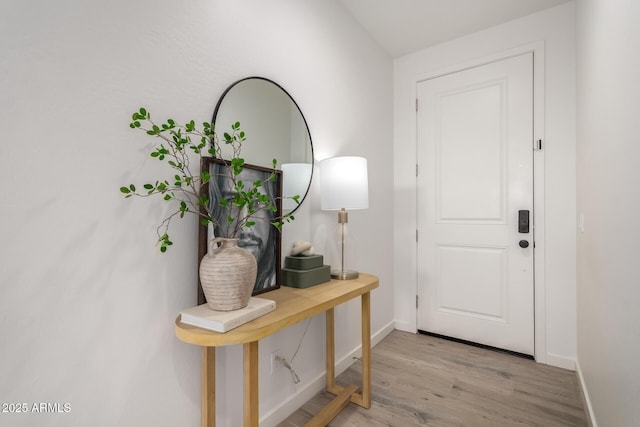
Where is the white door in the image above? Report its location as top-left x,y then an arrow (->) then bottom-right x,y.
416,53 -> 534,355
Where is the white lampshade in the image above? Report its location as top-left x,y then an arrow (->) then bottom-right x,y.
320,156 -> 369,210
282,163 -> 312,210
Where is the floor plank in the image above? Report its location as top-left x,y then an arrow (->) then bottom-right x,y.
279,330 -> 587,426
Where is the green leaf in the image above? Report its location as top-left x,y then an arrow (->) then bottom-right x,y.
158,233 -> 172,253
129,184 -> 136,192
143,184 -> 153,190
132,110 -> 146,120
245,221 -> 255,227
120,187 -> 131,194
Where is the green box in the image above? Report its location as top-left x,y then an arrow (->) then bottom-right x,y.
282,265 -> 331,288
284,255 -> 324,271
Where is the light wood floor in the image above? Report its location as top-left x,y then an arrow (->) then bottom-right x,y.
279,330 -> 588,426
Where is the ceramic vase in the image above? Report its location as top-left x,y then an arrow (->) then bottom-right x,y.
199,237 -> 257,311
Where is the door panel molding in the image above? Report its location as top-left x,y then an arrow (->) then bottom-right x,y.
435,79 -> 508,224
436,244 -> 508,322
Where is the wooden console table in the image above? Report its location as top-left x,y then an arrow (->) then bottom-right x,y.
175,273 -> 379,427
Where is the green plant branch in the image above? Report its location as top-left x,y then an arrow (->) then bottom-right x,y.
121,107 -> 298,252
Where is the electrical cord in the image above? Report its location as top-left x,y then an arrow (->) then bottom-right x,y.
275,318 -> 312,384
291,318 -> 312,362
275,355 -> 300,384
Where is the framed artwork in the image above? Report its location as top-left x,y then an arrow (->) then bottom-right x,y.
197,157 -> 282,304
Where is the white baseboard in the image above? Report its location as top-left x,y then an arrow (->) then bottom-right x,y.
545,352 -> 576,371
260,321 -> 395,427
575,359 -> 597,427
372,321 -> 396,347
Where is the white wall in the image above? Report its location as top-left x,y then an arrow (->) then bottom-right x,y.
393,3 -> 577,368
0,1 -> 393,426
576,0 -> 640,425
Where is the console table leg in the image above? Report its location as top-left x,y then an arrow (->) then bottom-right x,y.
361,292 -> 372,408
326,308 -> 335,391
201,347 -> 215,427
243,341 -> 259,427
325,294 -> 372,409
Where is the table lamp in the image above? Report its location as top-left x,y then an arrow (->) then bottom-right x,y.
320,156 -> 369,280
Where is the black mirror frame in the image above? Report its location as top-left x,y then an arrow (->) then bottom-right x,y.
211,76 -> 314,217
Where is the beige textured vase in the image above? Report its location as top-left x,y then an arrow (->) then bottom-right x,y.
199,237 -> 258,311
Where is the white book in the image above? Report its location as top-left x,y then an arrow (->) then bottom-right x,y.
180,297 -> 276,333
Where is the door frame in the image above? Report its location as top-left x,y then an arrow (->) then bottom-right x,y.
411,42 -> 547,363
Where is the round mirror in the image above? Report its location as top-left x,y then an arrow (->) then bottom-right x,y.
212,77 -> 313,214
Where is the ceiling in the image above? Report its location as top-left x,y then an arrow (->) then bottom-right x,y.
339,0 -> 572,58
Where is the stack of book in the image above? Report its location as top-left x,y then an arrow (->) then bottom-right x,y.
282,254 -> 331,288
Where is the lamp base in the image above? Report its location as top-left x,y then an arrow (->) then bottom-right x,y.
331,269 -> 359,280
